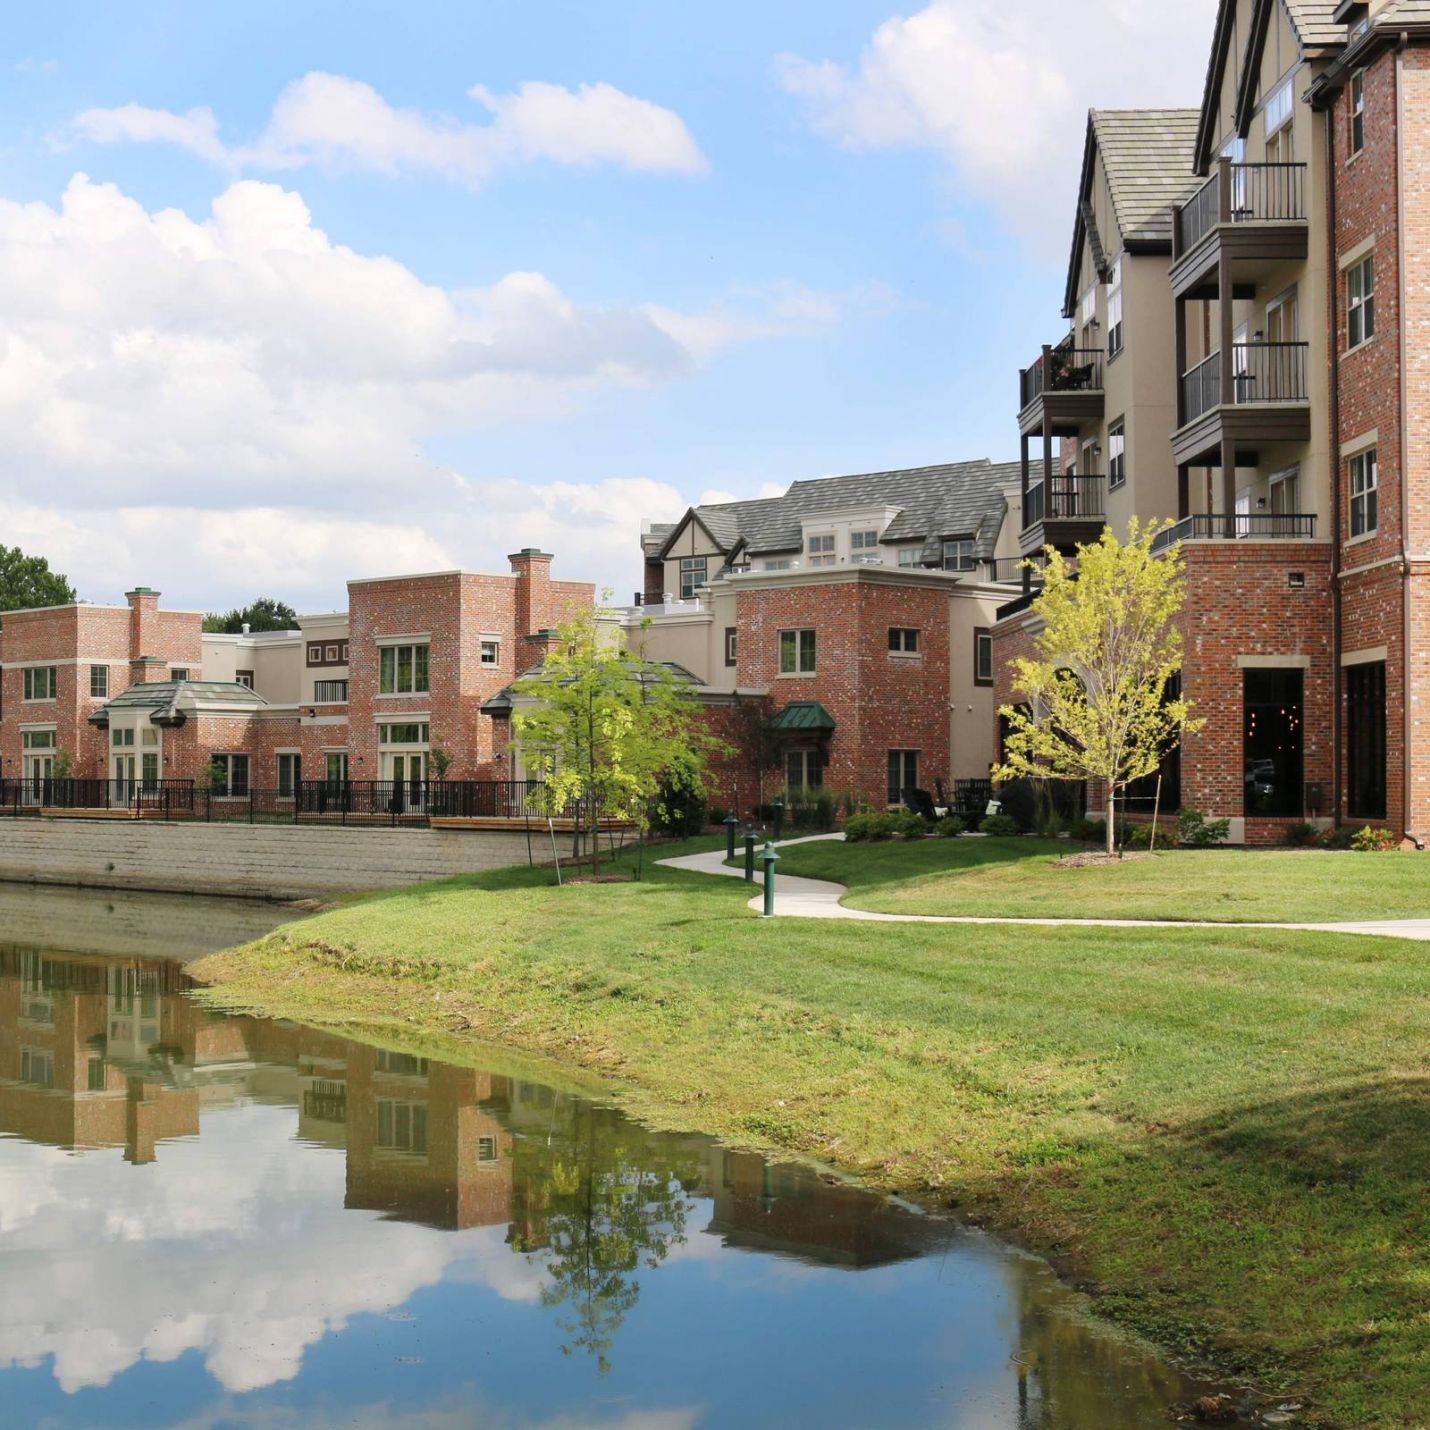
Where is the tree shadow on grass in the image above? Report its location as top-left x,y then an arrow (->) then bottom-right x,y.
774,835 -> 1067,899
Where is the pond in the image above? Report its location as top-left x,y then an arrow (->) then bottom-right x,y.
0,883 -> 1245,1428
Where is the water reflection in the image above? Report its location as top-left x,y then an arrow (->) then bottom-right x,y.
0,910 -> 1237,1427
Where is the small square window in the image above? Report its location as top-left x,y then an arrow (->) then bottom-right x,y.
480,639 -> 500,665
942,539 -> 975,572
235,670 -> 254,690
172,667 -> 189,682
307,643 -> 323,665
888,627 -> 920,654
724,627 -> 737,667
850,529 -> 880,550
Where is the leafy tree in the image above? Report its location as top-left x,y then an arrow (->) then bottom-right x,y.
0,545 -> 75,613
512,600 -> 727,876
202,596 -> 297,633
993,520 -> 1201,857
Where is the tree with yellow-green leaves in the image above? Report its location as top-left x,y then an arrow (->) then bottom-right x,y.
993,520 -> 1200,857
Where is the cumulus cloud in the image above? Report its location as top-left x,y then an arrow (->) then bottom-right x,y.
66,71 -> 707,183
777,0 -> 1217,258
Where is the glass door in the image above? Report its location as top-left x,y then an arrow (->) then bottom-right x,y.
22,753 -> 54,804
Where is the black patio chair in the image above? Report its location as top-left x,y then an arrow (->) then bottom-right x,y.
901,787 -> 939,823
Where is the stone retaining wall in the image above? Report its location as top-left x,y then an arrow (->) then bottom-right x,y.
0,818 -> 541,899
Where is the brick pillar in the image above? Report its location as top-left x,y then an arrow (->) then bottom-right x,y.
125,1076 -> 159,1165
508,550 -> 554,636
126,587 -> 160,661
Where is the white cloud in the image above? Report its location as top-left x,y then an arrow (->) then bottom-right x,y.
66,71 -> 707,184
777,0 -> 1218,259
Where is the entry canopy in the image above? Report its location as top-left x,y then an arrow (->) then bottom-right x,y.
766,701 -> 836,734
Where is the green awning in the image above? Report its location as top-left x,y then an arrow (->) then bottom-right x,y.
767,701 -> 836,733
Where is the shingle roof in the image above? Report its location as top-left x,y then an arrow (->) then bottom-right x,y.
1089,110 -> 1202,244
1283,0 -> 1346,46
767,701 -> 836,733
1377,0 -> 1430,21
668,459 -> 1020,564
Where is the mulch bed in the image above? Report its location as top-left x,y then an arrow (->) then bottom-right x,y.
563,874 -> 635,885
1052,850 -> 1154,869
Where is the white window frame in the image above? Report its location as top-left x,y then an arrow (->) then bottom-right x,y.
897,548 -> 922,568
1106,257 -> 1124,357
778,628 -> 816,676
276,751 -> 302,798
886,749 -> 920,807
21,728 -> 57,750
850,529 -> 880,551
941,539 -> 975,572
1347,254 -> 1375,350
888,627 -> 920,655
1349,448 -> 1378,538
23,666 -> 57,702
806,533 -> 836,568
678,556 -> 708,600
89,665 -> 109,699
480,639 -> 500,665
1350,70 -> 1366,155
1107,419 -> 1127,489
1264,77 -> 1293,138
379,642 -> 431,695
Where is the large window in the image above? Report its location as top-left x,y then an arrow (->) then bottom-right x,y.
23,667 -> 56,701
1349,448 -> 1378,538
210,753 -> 250,798
1345,660 -> 1386,819
325,751 -> 349,783
1107,257 -> 1123,357
779,629 -> 816,675
1350,70 -> 1366,155
942,539 -> 975,572
1347,254 -> 1375,349
378,722 -> 429,744
20,1047 -> 54,1088
376,1100 -> 428,1155
887,750 -> 919,806
277,753 -> 301,798
785,749 -> 823,791
1243,668 -> 1303,818
679,556 -> 707,599
974,629 -> 993,686
897,548 -> 922,568
379,643 -> 430,694
90,665 -> 108,698
22,729 -> 56,750
806,534 -> 836,567
1107,419 -> 1126,489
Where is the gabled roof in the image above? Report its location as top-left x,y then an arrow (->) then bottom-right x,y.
1283,0 -> 1347,46
655,459 -> 1020,566
480,660 -> 701,715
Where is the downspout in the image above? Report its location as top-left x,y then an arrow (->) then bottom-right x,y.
1326,96 -> 1344,833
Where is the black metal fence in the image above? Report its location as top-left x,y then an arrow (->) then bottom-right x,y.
1181,343 -> 1310,426
1151,513 -> 1318,552
1019,343 -> 1104,410
1175,161 -> 1307,255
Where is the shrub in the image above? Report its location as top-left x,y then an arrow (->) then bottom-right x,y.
995,778 -> 1036,832
1350,824 -> 1399,852
1071,815 -> 1105,843
1177,808 -> 1230,847
933,815 -> 966,838
1283,821 -> 1318,847
844,811 -> 897,842
706,806 -> 730,828
980,813 -> 1019,837
1124,822 -> 1159,849
893,811 -> 929,839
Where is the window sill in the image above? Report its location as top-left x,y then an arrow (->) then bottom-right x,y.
888,651 -> 924,662
973,680 -> 994,689
1345,335 -> 1376,357
777,671 -> 817,679
376,691 -> 432,699
1344,529 -> 1379,548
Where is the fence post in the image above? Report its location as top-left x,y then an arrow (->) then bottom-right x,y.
744,830 -> 756,882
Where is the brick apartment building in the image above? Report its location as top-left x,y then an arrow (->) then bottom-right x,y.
993,0 -> 1430,843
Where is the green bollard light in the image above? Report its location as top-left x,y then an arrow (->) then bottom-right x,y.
743,830 -> 756,882
724,812 -> 739,862
760,840 -> 779,916
772,797 -> 785,843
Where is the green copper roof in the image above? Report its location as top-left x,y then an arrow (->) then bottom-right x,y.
767,701 -> 836,733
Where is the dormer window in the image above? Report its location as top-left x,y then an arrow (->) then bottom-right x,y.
941,539 -> 976,572
679,557 -> 708,600
807,534 -> 836,568
850,530 -> 879,550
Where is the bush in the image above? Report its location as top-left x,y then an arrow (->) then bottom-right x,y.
844,811 -> 898,842
980,813 -> 1019,837
1284,821 -> 1318,848
933,815 -> 966,838
1177,808 -> 1230,847
994,778 -> 1036,832
893,811 -> 929,839
1350,824 -> 1400,852
1124,822 -> 1158,849
653,782 -> 707,838
1071,815 -> 1105,844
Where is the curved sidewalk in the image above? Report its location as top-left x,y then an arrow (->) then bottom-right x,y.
656,834 -> 1430,942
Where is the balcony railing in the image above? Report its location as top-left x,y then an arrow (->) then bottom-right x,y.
1175,161 -> 1308,255
1024,475 -> 1106,530
1180,342 -> 1309,425
1151,513 -> 1318,552
982,557 -> 1045,584
1019,343 -> 1104,411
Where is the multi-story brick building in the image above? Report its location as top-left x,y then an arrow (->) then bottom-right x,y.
994,0 -> 1430,844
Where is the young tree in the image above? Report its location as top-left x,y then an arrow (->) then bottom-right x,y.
512,601 -> 726,876
0,545 -> 75,612
202,596 -> 298,633
994,520 -> 1201,857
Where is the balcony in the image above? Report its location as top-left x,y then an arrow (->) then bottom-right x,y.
1172,342 -> 1311,467
981,556 -> 1046,586
1171,161 -> 1308,299
1017,342 -> 1104,438
1151,513 -> 1319,554
1020,475 -> 1106,556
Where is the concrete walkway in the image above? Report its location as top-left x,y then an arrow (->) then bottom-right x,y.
656,833 -> 1430,942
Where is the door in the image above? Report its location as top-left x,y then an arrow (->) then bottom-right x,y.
141,752 -> 160,790
384,752 -> 426,811
1265,290 -> 1299,401
112,753 -> 136,802
22,753 -> 54,804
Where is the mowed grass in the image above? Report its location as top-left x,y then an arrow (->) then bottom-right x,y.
192,844 -> 1430,1427
771,833 -> 1430,924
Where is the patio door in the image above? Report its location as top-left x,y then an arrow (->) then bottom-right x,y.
384,751 -> 426,810
22,753 -> 53,803
113,753 -> 136,800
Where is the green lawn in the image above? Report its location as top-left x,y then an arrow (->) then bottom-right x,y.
770,834 -> 1430,923
192,843 -> 1429,1427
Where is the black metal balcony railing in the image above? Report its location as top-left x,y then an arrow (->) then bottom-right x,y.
1150,513 -> 1318,552
1024,475 -> 1106,530
1175,161 -> 1308,255
1180,342 -> 1309,425
981,557 -> 1046,585
1019,343 -> 1104,411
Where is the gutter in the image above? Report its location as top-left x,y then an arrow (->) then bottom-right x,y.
1326,103 -> 1344,833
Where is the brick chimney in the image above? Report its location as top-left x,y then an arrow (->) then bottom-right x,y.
509,550 -> 554,637
126,588 -> 160,680
125,1076 -> 159,1165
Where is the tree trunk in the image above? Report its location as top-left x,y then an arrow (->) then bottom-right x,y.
1106,789 -> 1116,857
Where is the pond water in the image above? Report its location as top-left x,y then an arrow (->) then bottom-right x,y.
0,884 -> 1241,1428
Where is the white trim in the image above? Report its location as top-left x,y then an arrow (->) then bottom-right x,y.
302,714 -> 350,727
1235,655 -> 1311,669
18,721 -> 58,731
1338,235 -> 1376,271
373,633 -> 431,646
1341,645 -> 1387,667
1340,428 -> 1378,458
347,569 -> 516,586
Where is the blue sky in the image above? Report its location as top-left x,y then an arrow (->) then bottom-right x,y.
0,0 -> 1215,610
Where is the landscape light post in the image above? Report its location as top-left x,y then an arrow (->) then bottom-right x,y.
724,812 -> 739,862
744,829 -> 756,882
760,840 -> 779,916
772,797 -> 785,842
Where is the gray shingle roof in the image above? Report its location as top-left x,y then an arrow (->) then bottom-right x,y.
666,459 -> 1019,564
1284,0 -> 1346,46
1090,110 -> 1202,244
1376,0 -> 1430,22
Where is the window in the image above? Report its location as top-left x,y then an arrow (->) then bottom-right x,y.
724,627 -> 737,667
90,665 -> 108,698
897,548 -> 922,568
1107,257 -> 1123,357
22,729 -> 56,749
20,1048 -> 54,1088
806,534 -> 836,568
764,559 -> 793,571
325,751 -> 349,783
1264,77 -> 1293,138
307,643 -> 323,664
210,753 -> 250,797
778,628 -> 817,674
111,727 -> 134,748
376,1050 -> 429,1076
851,530 -> 879,550
23,667 -> 56,701
1079,283 -> 1097,331
326,644 -> 340,662
784,749 -> 823,791
1107,419 -> 1126,489
477,1135 -> 499,1163
942,539 -> 975,572
141,727 -> 158,747
1243,668 -> 1303,817
172,668 -> 189,682
679,556 -> 708,600
379,643 -> 430,694
480,640 -> 500,665
378,722 -> 429,744
376,1100 -> 428,1155
888,627 -> 920,654
88,1054 -> 108,1092
235,670 -> 254,690
1346,660 -> 1386,819
974,629 -> 993,687
1347,253 -> 1375,349
314,679 -> 348,702
1350,70 -> 1366,155
1349,448 -> 1378,537
887,750 -> 919,806
277,753 -> 301,798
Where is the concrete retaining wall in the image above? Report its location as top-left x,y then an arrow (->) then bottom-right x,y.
0,818 -> 541,899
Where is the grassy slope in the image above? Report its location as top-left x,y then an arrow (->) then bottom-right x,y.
772,835 -> 1430,923
191,847 -> 1429,1427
